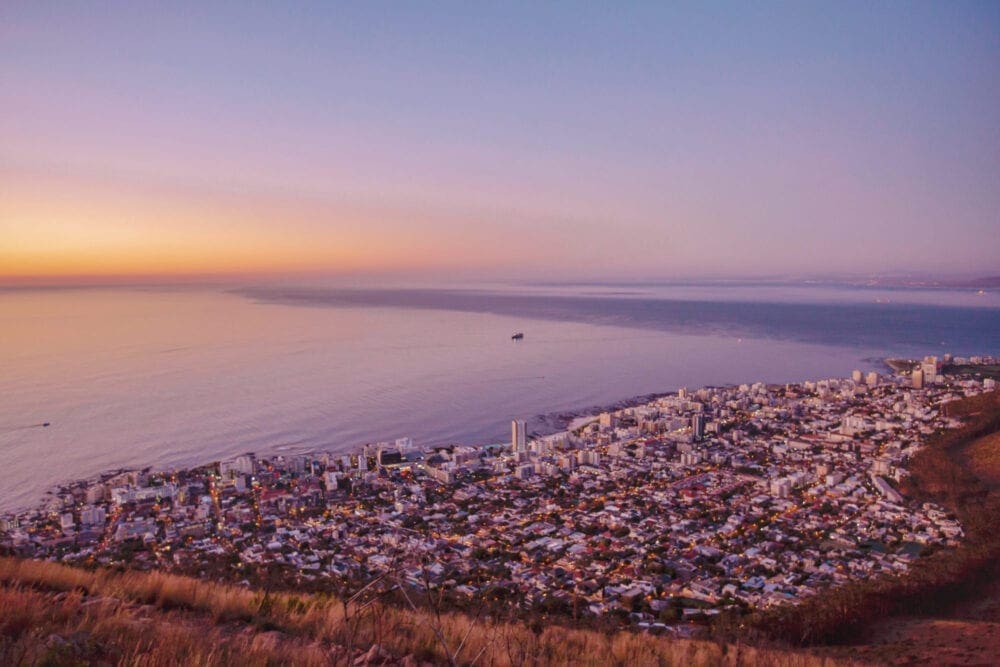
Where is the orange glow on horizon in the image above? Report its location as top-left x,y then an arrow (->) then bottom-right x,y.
0,172 -> 509,282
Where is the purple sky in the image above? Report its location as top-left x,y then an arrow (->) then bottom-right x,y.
2,2 -> 998,281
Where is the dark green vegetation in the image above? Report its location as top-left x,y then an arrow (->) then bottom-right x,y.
942,363 -> 1000,381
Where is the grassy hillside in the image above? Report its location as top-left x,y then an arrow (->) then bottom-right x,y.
748,390 -> 1000,650
0,557 -> 853,666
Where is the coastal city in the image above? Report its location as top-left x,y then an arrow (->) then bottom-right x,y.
2,355 -> 997,630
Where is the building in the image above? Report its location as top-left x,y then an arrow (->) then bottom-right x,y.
921,356 -> 939,381
871,475 -> 904,504
679,451 -> 702,466
865,371 -> 879,387
912,368 -> 924,389
81,506 -> 106,527
770,479 -> 792,498
514,463 -> 534,480
426,466 -> 454,484
221,453 -> 256,477
512,419 -> 527,452
85,484 -> 106,504
377,447 -> 403,466
692,414 -> 706,440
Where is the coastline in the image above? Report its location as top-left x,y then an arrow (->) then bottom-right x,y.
4,354 -> 996,636
8,353 -> 994,517
6,283 -> 1000,517
528,389 -> 678,439
11,388 -> 682,517
1,360 -> 893,515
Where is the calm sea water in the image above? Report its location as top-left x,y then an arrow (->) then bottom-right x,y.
1,283 -> 997,511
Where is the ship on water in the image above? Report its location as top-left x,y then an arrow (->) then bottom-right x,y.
511,332 -> 524,340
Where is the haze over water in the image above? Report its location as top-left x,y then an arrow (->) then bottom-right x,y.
2,283 -> 998,512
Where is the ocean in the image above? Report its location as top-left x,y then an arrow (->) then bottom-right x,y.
1,282 -> 997,511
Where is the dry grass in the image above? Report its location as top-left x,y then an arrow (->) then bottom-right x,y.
0,583 -> 332,666
962,430 -> 1000,487
841,617 -> 1000,666
754,390 -> 1000,647
0,557 -> 857,666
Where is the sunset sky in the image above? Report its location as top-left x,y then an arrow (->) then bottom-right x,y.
2,2 -> 998,283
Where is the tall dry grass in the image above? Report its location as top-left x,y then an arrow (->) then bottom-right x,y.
0,556 -> 858,666
0,583 -> 332,666
752,389 -> 1000,646
0,557 -> 343,635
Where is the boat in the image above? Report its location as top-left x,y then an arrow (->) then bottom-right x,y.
42,422 -> 50,427
511,332 -> 524,340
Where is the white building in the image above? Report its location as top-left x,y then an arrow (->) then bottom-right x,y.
81,506 -> 106,527
512,419 -> 527,452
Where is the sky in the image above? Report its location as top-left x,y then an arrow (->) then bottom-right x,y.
2,2 -> 998,283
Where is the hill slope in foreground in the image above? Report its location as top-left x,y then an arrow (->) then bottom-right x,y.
2,389 -> 998,666
0,557 -> 852,666
777,389 -> 1000,666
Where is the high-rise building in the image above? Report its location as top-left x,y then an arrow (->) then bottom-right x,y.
692,414 -> 706,440
866,371 -> 879,387
234,453 -> 256,475
81,506 -> 106,527
395,437 -> 413,455
220,453 -> 256,478
512,419 -> 527,452
921,356 -> 938,384
851,370 -> 863,383
514,463 -> 534,480
912,368 -> 924,389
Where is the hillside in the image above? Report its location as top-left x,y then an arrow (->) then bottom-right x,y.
753,389 -> 1000,665
0,557 -> 856,666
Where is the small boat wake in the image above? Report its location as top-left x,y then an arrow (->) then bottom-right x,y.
0,422 -> 52,434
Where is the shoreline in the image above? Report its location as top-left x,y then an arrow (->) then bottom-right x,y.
8,388 -> 682,517
7,378 -> 797,517
4,355 -> 996,631
12,351 -> 999,518
3,361 -> 896,517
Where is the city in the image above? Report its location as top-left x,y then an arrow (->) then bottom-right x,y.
3,355 -> 995,633
4,3 -> 998,662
